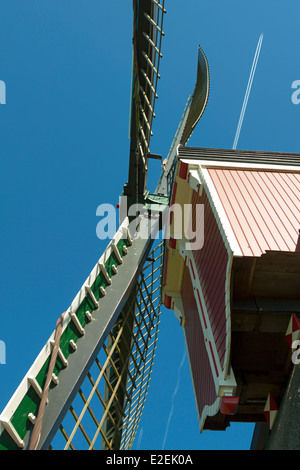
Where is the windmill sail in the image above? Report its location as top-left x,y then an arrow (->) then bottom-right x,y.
0,217 -> 164,450
0,0 -> 210,450
155,45 -> 210,197
0,0 -> 167,451
125,0 -> 166,199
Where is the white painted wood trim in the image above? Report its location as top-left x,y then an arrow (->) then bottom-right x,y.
0,217 -> 131,431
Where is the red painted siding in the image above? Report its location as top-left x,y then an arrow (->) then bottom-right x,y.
163,246 -> 169,287
190,188 -> 229,369
208,168 -> 300,256
181,265 -> 217,421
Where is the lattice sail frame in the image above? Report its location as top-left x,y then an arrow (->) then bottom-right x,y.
49,241 -> 164,450
0,0 -> 168,451
0,0 -> 211,450
0,214 -> 164,450
126,0 -> 166,197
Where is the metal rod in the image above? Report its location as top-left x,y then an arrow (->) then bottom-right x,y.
141,68 -> 158,98
139,104 -> 153,135
143,32 -> 163,57
150,0 -> 166,13
142,50 -> 161,78
144,12 -> 165,36
139,86 -> 156,117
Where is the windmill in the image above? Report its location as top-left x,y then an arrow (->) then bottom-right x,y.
0,0 -> 210,450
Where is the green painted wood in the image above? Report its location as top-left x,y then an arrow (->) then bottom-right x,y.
0,238 -> 130,450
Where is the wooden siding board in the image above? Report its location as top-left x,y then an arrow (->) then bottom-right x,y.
257,171 -> 299,248
181,266 -> 217,425
220,168 -> 269,255
213,301 -> 228,341
208,169 -> 254,256
286,172 -> 300,196
252,171 -> 296,249
197,252 -> 225,314
226,169 -> 274,254
163,247 -> 168,287
192,199 -> 216,260
272,172 -> 299,215
233,170 -> 282,251
204,252 -> 227,313
198,238 -> 226,295
193,195 -> 226,271
192,192 -> 226,297
191,187 -> 229,369
208,168 -> 300,256
214,326 -> 227,367
264,172 -> 299,239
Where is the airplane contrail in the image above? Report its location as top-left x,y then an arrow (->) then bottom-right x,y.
162,348 -> 187,450
136,426 -> 143,450
233,33 -> 263,149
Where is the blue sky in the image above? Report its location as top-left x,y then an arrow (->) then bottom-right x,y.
0,0 -> 300,450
